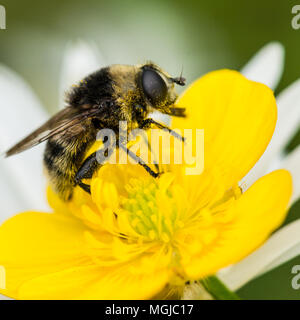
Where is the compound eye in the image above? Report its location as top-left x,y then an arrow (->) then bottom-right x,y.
141,68 -> 167,105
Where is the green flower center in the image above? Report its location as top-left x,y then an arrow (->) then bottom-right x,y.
122,178 -> 178,242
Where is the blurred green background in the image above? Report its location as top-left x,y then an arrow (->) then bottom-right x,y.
0,0 -> 300,299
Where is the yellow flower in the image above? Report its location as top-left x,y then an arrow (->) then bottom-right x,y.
0,70 -> 292,299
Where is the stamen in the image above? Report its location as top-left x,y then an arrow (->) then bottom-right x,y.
121,178 -> 179,242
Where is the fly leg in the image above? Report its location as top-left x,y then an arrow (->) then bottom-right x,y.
141,131 -> 159,172
74,152 -> 99,194
118,143 -> 161,178
75,144 -> 115,194
140,118 -> 185,142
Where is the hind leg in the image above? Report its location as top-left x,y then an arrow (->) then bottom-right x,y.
75,135 -> 117,194
74,151 -> 100,194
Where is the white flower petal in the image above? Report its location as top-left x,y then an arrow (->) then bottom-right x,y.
0,65 -> 48,146
218,220 -> 300,291
259,243 -> 300,276
241,78 -> 300,190
275,145 -> 300,204
241,42 -> 284,90
182,282 -> 213,300
0,65 -> 49,220
0,168 -> 28,224
59,40 -> 105,109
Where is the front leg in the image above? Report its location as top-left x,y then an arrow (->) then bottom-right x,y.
118,143 -> 161,178
140,118 -> 185,142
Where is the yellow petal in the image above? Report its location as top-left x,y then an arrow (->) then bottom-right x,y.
0,212 -> 88,298
173,70 -> 277,190
18,256 -> 171,299
182,169 -> 292,279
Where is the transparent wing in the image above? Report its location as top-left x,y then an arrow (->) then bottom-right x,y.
5,105 -> 101,157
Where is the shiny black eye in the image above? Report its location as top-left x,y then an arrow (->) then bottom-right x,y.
141,68 -> 167,105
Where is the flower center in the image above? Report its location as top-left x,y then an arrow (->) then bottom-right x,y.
121,177 -> 179,242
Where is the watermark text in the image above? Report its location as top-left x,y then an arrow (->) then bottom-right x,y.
291,265 -> 300,289
0,5 -> 6,30
292,5 -> 300,29
95,121 -> 204,175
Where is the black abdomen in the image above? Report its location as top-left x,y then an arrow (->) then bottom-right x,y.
44,128 -> 96,201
